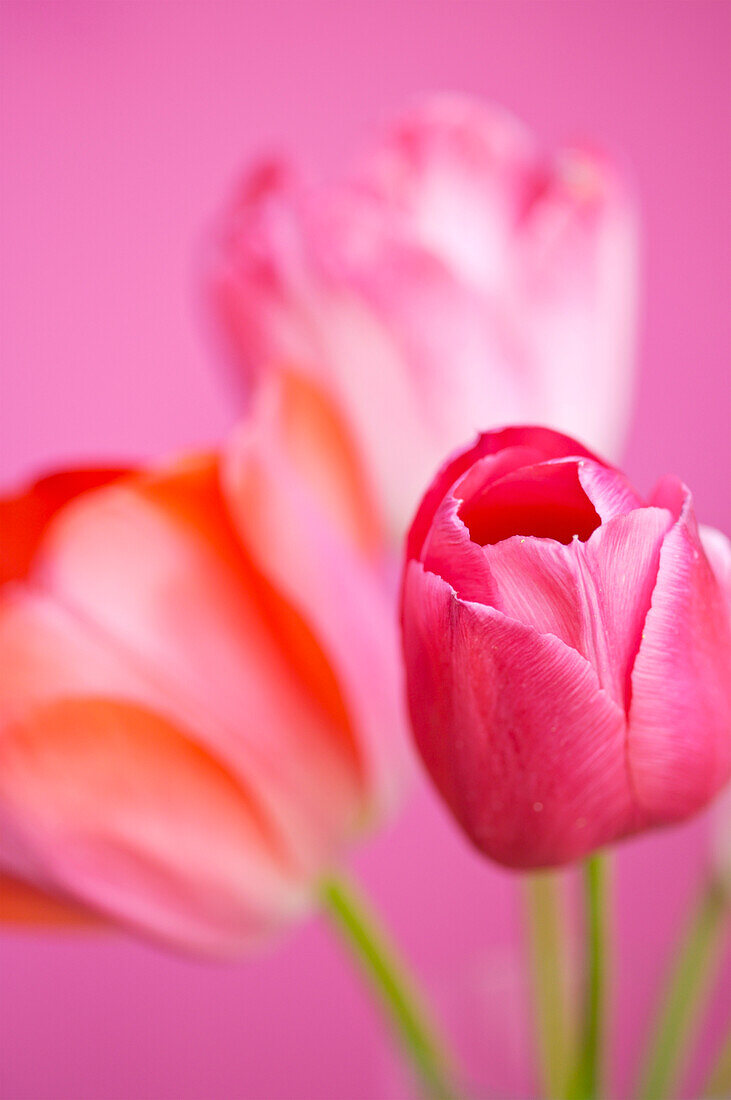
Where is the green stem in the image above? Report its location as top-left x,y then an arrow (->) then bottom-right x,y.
571,853 -> 610,1100
525,872 -> 574,1098
320,873 -> 460,1100
636,878 -> 729,1100
703,1034 -> 731,1099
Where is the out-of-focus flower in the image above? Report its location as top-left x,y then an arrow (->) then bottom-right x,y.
0,374 -> 404,954
211,94 -> 638,540
401,426 -> 731,869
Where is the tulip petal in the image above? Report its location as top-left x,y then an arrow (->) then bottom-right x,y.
0,698 -> 305,954
213,166 -> 437,533
224,371 -> 408,824
408,425 -> 599,562
419,450 -> 548,604
213,98 -> 637,541
0,588 -> 311,933
7,456 -> 363,870
0,874 -> 96,926
699,525 -> 731,614
418,451 -> 634,618
516,149 -> 638,459
245,366 -> 382,556
213,162 -> 338,395
356,95 -> 536,291
628,481 -> 731,821
402,562 -> 633,868
356,94 -> 638,458
0,467 -> 129,585
460,460 -> 601,547
477,505 -> 673,709
577,459 -> 644,522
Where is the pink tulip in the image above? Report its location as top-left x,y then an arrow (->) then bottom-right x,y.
211,94 -> 638,538
0,373 -> 404,953
402,426 -> 731,869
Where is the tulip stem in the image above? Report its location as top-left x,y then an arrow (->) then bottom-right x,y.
571,853 -> 610,1100
635,877 -> 729,1100
703,1034 -> 731,1099
320,873 -> 460,1100
525,871 -> 574,1099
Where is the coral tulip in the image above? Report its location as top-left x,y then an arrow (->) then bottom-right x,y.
0,374 -> 404,953
211,94 -> 638,538
401,427 -> 731,868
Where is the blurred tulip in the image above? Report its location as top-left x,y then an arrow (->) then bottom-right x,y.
0,373 -> 405,954
401,426 -> 731,869
211,94 -> 638,539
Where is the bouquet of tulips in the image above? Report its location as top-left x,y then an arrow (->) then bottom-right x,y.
1,97 -> 728,1100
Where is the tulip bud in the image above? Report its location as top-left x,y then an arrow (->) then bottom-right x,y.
401,427 -> 731,869
211,94 -> 638,541
0,374 -> 405,954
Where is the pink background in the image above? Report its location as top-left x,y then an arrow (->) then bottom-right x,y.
1,3 -> 729,1098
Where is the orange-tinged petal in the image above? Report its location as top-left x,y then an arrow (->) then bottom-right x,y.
7,453 -> 363,872
129,452 -> 363,780
272,367 -> 383,556
0,697 -> 306,955
224,373 -> 409,825
0,413 -> 404,945
0,467 -> 129,584
0,874 -> 97,926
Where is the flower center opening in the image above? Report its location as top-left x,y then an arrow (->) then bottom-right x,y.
459,461 -> 601,546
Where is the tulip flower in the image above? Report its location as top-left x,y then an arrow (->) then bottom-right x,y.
402,426 -> 731,870
211,94 -> 638,540
0,371 -> 404,955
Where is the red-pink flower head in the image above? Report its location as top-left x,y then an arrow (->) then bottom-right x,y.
402,427 -> 731,869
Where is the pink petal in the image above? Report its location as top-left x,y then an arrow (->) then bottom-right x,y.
407,425 -> 600,562
355,94 -> 537,291
356,94 -> 638,457
402,562 -> 633,868
699,524 -> 731,615
576,459 -> 644,521
418,450 -> 630,610
213,167 -> 436,534
479,505 -> 673,709
418,448 -> 550,603
515,146 -> 638,459
628,480 -> 731,822
212,162 -> 319,391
